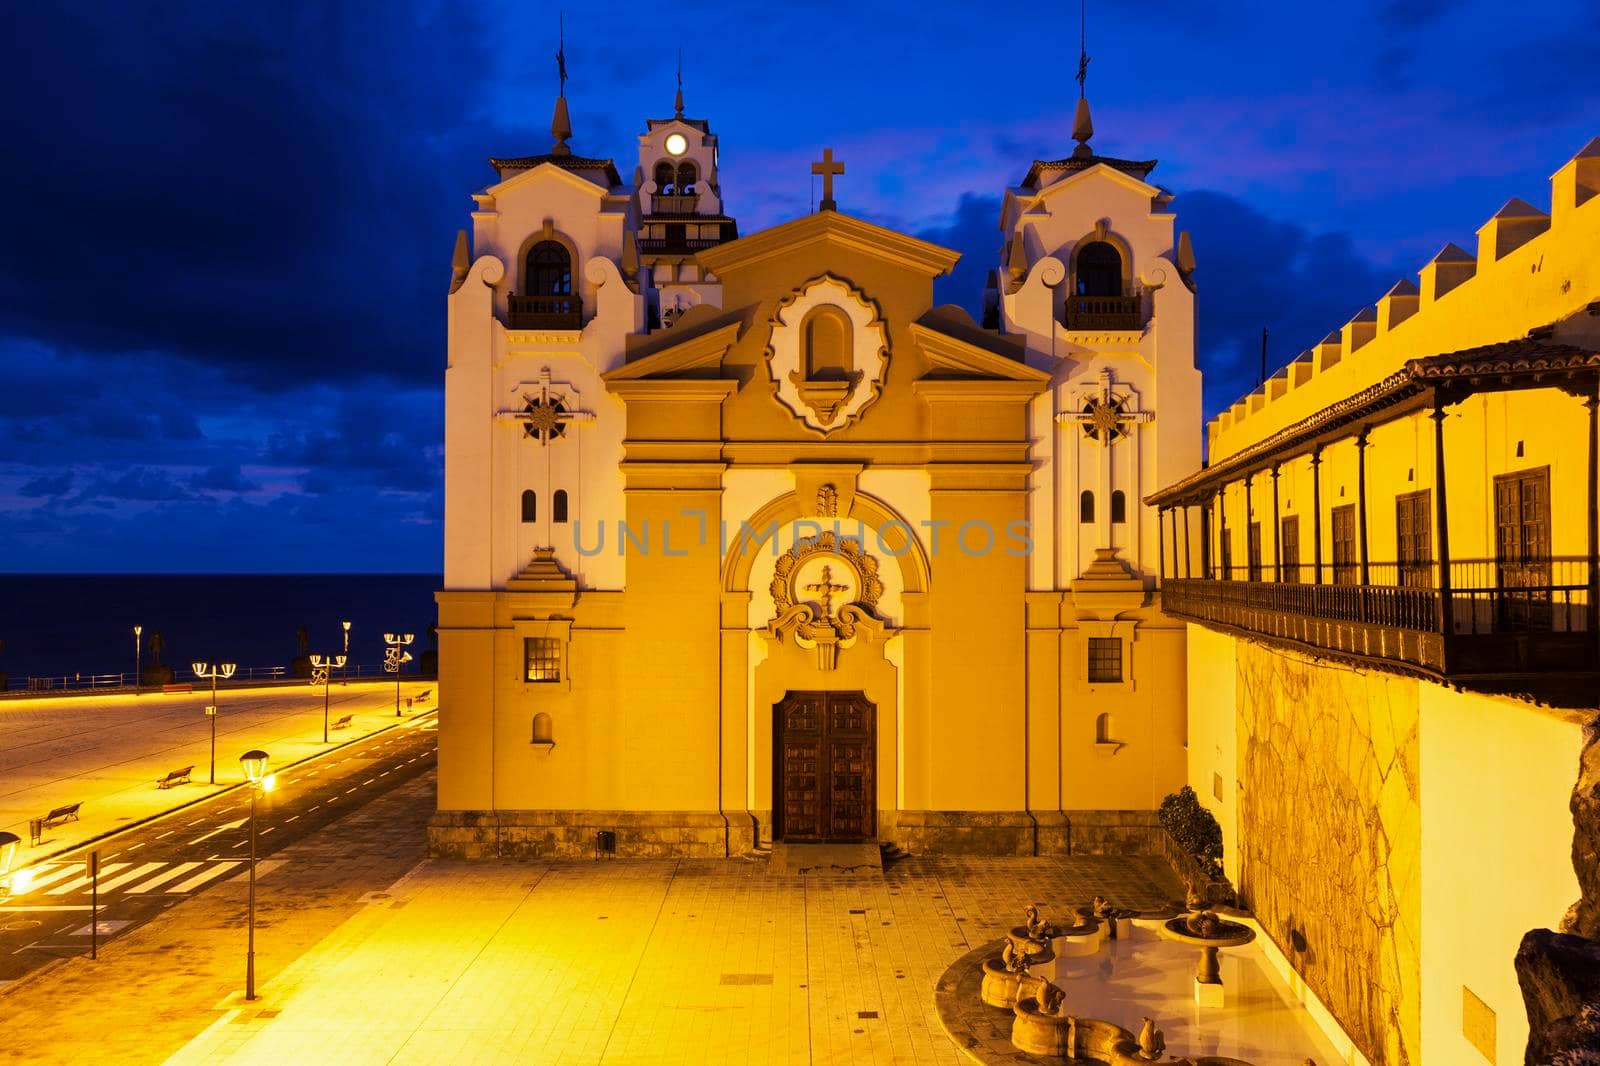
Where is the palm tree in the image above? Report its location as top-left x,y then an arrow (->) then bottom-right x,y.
292,624 -> 312,678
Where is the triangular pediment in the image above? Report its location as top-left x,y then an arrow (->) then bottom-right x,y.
697,211 -> 960,279
1026,160 -> 1163,205
604,310 -> 743,381
483,160 -> 615,200
911,308 -> 1047,382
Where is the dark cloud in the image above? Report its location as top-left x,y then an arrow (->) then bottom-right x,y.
1175,190 -> 1393,417
74,467 -> 195,504
18,472 -> 73,498
917,193 -> 1001,317
190,464 -> 261,494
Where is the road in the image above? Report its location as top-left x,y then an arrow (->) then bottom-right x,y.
0,711 -> 437,983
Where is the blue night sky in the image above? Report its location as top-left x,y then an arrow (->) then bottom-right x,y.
1,1 -> 1596,573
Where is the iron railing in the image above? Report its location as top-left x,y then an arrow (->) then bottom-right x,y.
649,193 -> 700,214
12,663 -> 400,694
1064,294 -> 1142,330
636,236 -> 723,255
507,294 -> 582,330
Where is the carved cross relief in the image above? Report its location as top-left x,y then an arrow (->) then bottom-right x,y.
504,367 -> 594,445
1056,367 -> 1152,553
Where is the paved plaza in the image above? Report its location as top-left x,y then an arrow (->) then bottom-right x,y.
0,679 -> 435,861
0,763 -> 1229,1066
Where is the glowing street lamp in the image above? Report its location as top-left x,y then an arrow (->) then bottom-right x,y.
309,654 -> 347,743
341,620 -> 351,676
239,748 -> 276,1001
192,660 -> 237,784
384,632 -> 414,717
133,625 -> 142,692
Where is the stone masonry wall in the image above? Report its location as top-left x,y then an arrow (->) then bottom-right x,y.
1235,642 -> 1421,1065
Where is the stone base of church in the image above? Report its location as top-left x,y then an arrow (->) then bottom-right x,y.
879,810 -> 1166,857
427,810 -> 758,860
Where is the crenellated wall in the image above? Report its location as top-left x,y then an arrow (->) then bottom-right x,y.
1209,136 -> 1600,462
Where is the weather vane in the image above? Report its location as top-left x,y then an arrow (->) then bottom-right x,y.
556,12 -> 567,97
1077,0 -> 1090,98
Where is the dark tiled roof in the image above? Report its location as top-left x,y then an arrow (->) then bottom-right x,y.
1023,152 -> 1158,188
490,153 -> 622,186
1147,339 -> 1600,506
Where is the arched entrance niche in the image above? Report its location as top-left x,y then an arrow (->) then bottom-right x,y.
720,485 -> 931,845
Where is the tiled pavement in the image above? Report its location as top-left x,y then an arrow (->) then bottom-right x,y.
0,763 -> 1183,1066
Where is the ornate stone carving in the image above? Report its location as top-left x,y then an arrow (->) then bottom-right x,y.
816,483 -> 838,518
762,531 -> 891,670
763,274 -> 889,434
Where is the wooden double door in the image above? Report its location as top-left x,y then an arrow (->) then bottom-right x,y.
774,691 -> 876,843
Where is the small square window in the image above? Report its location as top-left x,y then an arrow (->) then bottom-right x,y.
524,637 -> 561,683
1087,637 -> 1123,683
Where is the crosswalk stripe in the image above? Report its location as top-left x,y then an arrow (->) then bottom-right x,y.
95,862 -> 166,892
12,864 -> 80,892
124,862 -> 202,894
167,861 -> 243,894
47,863 -> 131,896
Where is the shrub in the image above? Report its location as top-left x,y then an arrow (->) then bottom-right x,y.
1159,785 -> 1223,878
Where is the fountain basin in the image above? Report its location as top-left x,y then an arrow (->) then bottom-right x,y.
980,957 -> 1034,1008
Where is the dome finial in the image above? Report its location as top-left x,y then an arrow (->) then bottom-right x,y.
551,13 -> 572,155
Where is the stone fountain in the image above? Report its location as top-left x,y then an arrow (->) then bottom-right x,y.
1076,894 -> 1140,941
980,938 -> 1039,1008
1158,908 -> 1256,1007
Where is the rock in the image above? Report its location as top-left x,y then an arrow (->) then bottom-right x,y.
1567,723 -> 1600,940
1516,928 -> 1600,1064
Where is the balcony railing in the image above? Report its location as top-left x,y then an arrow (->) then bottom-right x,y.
636,236 -> 724,255
1064,294 -> 1142,331
1163,557 -> 1594,677
649,193 -> 700,214
508,294 -> 582,330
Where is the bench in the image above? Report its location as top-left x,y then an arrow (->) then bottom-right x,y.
156,765 -> 194,789
415,689 -> 432,702
43,803 -> 81,827
332,714 -> 354,730
162,683 -> 194,694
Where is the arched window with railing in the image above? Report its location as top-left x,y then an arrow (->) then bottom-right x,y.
1066,239 -> 1140,330
653,160 -> 676,193
511,240 -> 580,329
521,490 -> 537,523
675,161 -> 698,194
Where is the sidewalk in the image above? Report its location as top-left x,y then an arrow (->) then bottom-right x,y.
0,772 -> 436,1066
0,680 -> 435,866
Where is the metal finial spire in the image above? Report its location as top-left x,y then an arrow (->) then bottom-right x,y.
1071,0 -> 1094,154
550,12 -> 572,154
674,49 -> 684,117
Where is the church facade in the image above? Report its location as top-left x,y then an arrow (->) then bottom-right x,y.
431,86 -> 1202,858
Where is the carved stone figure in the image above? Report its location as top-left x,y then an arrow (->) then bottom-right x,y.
1137,1016 -> 1165,1058
1184,876 -> 1206,911
1002,939 -> 1028,973
1186,909 -> 1222,938
1036,978 -> 1065,1016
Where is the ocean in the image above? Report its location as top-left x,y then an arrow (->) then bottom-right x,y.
0,574 -> 441,689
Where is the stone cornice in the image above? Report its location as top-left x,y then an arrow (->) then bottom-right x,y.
697,211 -> 960,278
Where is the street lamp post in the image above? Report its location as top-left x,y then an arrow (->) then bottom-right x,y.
384,632 -> 414,717
238,748 -> 275,1002
192,661 -> 237,785
133,625 -> 142,692
341,620 -> 351,677
309,654 -> 347,743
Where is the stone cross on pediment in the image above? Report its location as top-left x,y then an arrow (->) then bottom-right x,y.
1058,367 -> 1152,446
501,367 -> 594,445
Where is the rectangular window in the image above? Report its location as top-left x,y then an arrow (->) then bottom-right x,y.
1396,490 -> 1432,588
1331,504 -> 1358,585
524,637 -> 561,683
1280,515 -> 1300,582
1247,522 -> 1263,582
1087,637 -> 1123,683
1494,466 -> 1552,629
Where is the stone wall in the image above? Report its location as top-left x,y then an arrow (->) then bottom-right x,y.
427,810 -> 753,859
1234,641 -> 1421,1065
